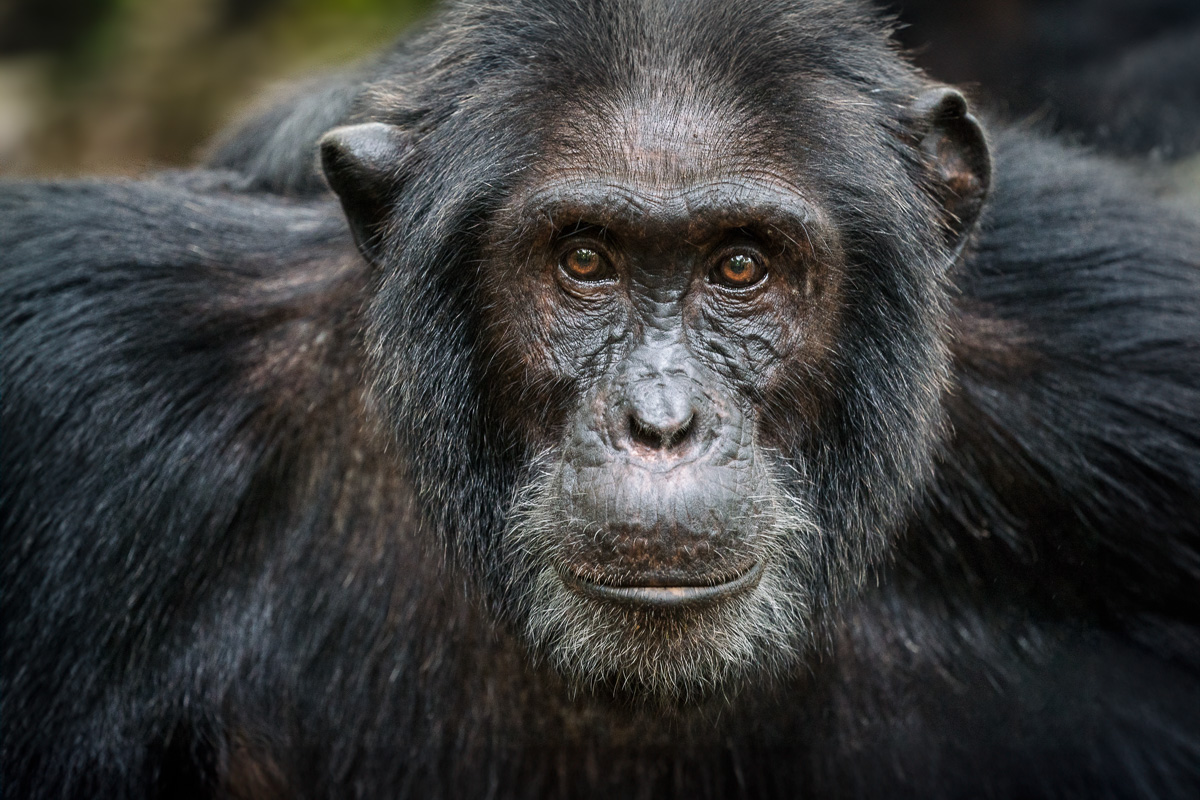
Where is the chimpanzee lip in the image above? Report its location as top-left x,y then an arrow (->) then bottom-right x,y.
560,561 -> 765,608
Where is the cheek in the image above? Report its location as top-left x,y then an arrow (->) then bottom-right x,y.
478,274 -> 630,439
758,291 -> 844,448
686,284 -> 841,445
542,306 -> 631,383
476,272 -> 561,435
687,292 -> 816,389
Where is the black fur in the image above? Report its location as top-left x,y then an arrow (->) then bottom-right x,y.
3,1 -> 1200,797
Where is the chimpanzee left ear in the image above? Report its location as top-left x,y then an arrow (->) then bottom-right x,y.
319,122 -> 412,265
910,88 -> 991,259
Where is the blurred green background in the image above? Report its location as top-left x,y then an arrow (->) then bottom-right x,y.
0,0 -> 435,176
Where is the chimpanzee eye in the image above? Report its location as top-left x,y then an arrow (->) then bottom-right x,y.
560,247 -> 612,282
712,253 -> 767,289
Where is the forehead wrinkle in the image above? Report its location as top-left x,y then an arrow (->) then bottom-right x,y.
519,175 -> 826,238
515,94 -> 827,240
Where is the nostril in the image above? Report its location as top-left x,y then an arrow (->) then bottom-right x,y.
629,413 -> 695,452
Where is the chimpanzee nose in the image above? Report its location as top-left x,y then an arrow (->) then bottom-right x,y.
608,332 -> 713,459
624,381 -> 701,455
629,399 -> 695,453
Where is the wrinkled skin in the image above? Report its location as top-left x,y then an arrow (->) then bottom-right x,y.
477,118 -> 838,692
319,86 -> 988,695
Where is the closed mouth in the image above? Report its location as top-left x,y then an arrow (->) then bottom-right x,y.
560,561 -> 765,608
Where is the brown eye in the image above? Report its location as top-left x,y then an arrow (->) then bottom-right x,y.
713,253 -> 766,289
560,247 -> 610,282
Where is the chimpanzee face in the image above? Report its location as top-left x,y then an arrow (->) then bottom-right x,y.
475,98 -> 846,696
320,82 -> 989,699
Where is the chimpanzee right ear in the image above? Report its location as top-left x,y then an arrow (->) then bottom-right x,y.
319,122 -> 412,265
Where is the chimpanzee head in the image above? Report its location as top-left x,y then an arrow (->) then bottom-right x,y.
318,0 -> 989,699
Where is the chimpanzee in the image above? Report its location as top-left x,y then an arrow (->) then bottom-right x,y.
892,0 -> 1200,160
3,1 -> 1200,798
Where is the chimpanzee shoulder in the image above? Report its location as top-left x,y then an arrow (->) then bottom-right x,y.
844,132 -> 1200,799
0,175 -> 421,797
918,128 -> 1200,613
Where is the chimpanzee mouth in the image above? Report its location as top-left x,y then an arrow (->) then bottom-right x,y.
559,561 -> 765,608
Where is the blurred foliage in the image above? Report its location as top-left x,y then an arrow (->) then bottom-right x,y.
0,0 -> 436,176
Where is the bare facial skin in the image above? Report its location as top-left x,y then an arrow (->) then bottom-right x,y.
467,99 -> 850,697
